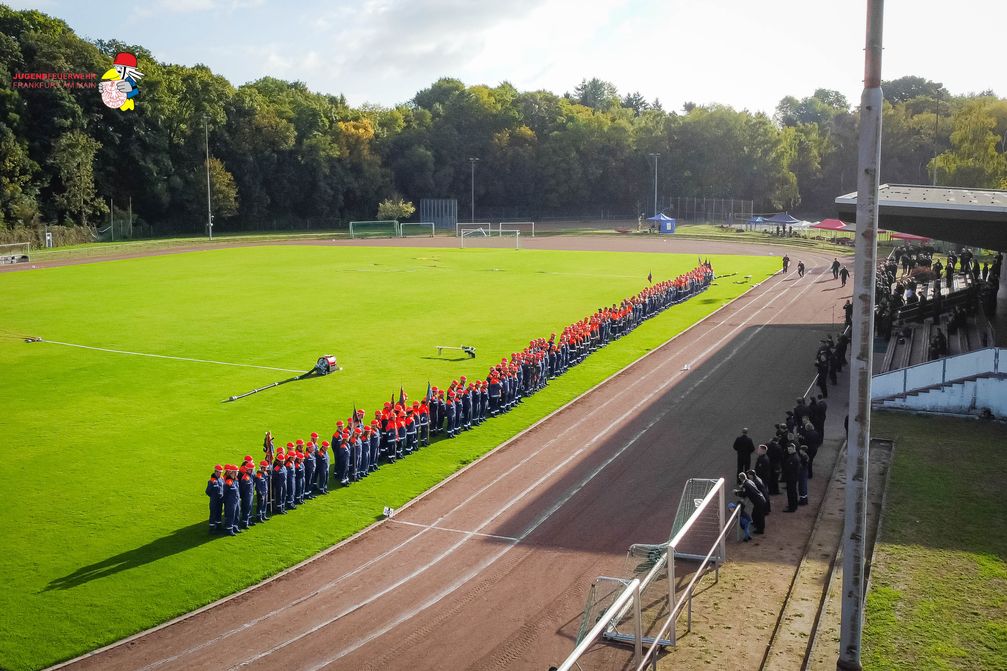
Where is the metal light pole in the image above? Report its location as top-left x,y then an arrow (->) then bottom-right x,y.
839,1 -> 884,669
204,117 -> 213,240
649,153 -> 660,216
468,157 -> 479,222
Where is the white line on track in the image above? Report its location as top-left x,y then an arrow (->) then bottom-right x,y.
228,269 -> 827,670
37,339 -> 304,373
386,519 -> 520,542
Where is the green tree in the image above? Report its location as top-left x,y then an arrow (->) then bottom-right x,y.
49,130 -> 105,226
376,197 -> 416,220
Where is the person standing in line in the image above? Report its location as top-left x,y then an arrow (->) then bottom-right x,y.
733,428 -> 755,475
766,439 -> 783,496
254,461 -> 269,523
205,464 -> 224,534
797,445 -> 811,506
782,445 -> 801,512
737,473 -> 767,535
222,466 -> 240,536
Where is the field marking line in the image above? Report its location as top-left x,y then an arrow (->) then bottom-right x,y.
37,339 -> 304,374
243,270 -> 826,670
386,519 -> 520,542
49,261 -> 799,671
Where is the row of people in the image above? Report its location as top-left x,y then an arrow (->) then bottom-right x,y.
206,263 -> 717,534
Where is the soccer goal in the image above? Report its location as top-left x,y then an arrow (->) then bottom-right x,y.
459,228 -> 520,249
399,222 -> 436,238
561,477 -> 736,671
497,221 -> 535,237
349,220 -> 399,239
0,242 -> 30,265
455,222 -> 493,238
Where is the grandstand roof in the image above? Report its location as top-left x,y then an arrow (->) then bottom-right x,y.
835,184 -> 1007,250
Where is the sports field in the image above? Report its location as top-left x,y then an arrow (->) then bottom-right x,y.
0,244 -> 777,670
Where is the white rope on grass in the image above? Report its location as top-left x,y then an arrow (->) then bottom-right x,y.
38,339 -> 304,373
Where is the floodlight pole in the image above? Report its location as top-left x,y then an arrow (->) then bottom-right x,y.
205,117 -> 213,240
838,1 -> 884,670
649,153 -> 660,216
468,157 -> 480,222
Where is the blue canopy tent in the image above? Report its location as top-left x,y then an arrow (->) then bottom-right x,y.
764,212 -> 801,225
647,213 -> 677,234
747,216 -> 766,225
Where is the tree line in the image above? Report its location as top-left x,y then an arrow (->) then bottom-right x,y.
1,6 -> 1005,237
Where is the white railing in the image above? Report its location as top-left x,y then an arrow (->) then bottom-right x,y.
871,348 -> 1003,400
559,478 -> 736,670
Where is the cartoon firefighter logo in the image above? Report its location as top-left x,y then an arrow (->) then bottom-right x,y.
99,52 -> 143,111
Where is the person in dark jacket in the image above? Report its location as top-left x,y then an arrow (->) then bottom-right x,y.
254,461 -> 269,523
797,445 -> 811,506
754,444 -> 773,495
733,428 -> 755,475
238,464 -> 254,529
800,422 -> 822,479
766,439 -> 783,496
737,473 -> 767,534
746,469 -> 771,514
271,450 -> 287,514
205,464 -> 224,534
222,466 -> 240,536
782,445 -> 801,512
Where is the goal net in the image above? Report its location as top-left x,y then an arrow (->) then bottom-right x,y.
399,222 -> 436,238
459,228 -> 520,249
349,220 -> 399,239
0,242 -> 31,265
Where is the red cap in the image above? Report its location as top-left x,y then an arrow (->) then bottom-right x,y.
310,431 -> 318,438
244,455 -> 253,462
286,442 -> 294,448
113,51 -> 138,68
259,460 -> 269,467
214,464 -> 223,471
337,420 -> 344,426
320,440 -> 329,447
295,439 -> 304,445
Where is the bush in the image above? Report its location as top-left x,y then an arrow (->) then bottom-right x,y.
0,224 -> 96,247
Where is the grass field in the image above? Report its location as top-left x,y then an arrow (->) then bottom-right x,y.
864,413 -> 1007,670
0,244 -> 777,671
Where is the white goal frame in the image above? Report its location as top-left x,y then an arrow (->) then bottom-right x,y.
399,222 -> 436,238
560,477 -> 736,671
459,228 -> 520,249
497,221 -> 535,237
349,220 -> 400,239
0,242 -> 31,265
455,222 -> 492,237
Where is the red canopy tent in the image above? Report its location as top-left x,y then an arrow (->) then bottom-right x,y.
887,231 -> 931,242
811,218 -> 848,230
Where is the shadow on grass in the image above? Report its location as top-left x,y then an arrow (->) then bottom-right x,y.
44,522 -> 216,591
420,356 -> 469,362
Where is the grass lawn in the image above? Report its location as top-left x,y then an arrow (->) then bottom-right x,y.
865,413 -> 1007,671
0,244 -> 776,671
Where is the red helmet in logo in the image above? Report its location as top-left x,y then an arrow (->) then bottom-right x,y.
113,52 -> 137,68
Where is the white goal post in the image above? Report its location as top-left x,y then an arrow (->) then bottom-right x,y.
455,222 -> 493,237
399,222 -> 436,237
459,228 -> 520,249
496,221 -> 535,237
349,220 -> 400,238
561,477 -> 737,671
0,242 -> 31,265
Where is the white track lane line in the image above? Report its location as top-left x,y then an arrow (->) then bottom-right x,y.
38,339 -> 304,373
303,271 -> 829,670
232,271 -> 826,670
386,519 -> 520,542
151,268 -> 818,671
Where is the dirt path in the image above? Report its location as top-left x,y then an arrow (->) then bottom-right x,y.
51,239 -> 852,671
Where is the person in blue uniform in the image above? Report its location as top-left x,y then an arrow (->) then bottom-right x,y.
206,464 -> 224,534
238,463 -> 254,529
271,450 -> 287,514
254,461 -> 270,523
284,452 -> 297,509
303,440 -> 316,500
316,441 -> 330,493
222,466 -> 240,536
369,422 -> 381,470
294,449 -> 306,504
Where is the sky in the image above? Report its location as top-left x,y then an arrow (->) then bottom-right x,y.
7,0 -> 1004,113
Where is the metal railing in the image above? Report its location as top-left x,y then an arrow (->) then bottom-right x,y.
871,347 -> 1003,399
558,478 -> 739,670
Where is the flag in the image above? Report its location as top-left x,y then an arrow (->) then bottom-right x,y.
263,431 -> 274,462
399,386 -> 406,406
391,392 -> 396,406
352,402 -> 358,428
425,381 -> 432,403
647,271 -> 652,284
